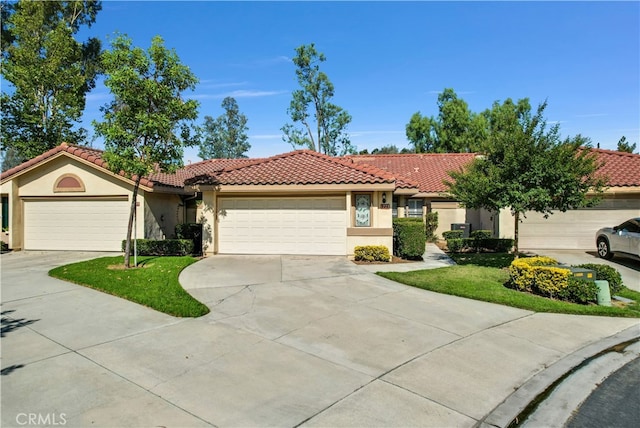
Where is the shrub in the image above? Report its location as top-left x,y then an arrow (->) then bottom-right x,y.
175,223 -> 203,256
485,238 -> 514,253
574,263 -> 624,294
557,277 -> 599,304
425,212 -> 439,242
470,230 -> 492,240
467,230 -> 491,252
442,230 -> 463,240
122,239 -> 194,256
0,241 -> 8,252
354,245 -> 391,262
509,256 -> 565,294
447,238 -> 466,253
393,218 -> 426,259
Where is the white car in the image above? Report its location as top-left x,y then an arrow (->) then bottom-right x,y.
596,218 -> 640,261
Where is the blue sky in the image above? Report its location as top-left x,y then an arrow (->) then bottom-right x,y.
78,1 -> 640,161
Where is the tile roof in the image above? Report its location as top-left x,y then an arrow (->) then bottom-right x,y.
587,148 -> 640,187
0,143 -> 255,189
347,153 -> 478,193
150,158 -> 257,188
3,143 -> 638,192
210,150 -> 398,186
0,143 -> 168,188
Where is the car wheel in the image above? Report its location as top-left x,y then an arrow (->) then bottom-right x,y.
597,238 -> 613,260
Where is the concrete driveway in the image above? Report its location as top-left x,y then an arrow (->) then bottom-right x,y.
2,251 -> 638,427
525,249 -> 640,292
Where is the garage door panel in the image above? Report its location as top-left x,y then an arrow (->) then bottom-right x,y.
218,197 -> 347,255
520,205 -> 640,250
24,200 -> 129,251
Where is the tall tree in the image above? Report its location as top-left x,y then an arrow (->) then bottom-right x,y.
1,0 -> 102,162
405,88 -> 487,153
94,34 -> 199,268
445,99 -> 607,256
617,136 -> 637,154
281,43 -> 353,156
198,97 -> 250,159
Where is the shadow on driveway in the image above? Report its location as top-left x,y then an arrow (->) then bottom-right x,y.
585,251 -> 640,272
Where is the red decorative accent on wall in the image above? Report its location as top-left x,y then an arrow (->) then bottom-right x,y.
54,174 -> 85,192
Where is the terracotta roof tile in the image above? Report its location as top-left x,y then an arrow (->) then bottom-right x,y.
586,148 -> 640,187
347,153 -> 478,193
3,144 -> 638,192
213,150 -> 397,186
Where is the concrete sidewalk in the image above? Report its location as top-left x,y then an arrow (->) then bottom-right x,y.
2,249 -> 638,427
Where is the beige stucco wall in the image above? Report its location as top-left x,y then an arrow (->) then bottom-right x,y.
144,192 -> 182,240
431,201 -> 466,238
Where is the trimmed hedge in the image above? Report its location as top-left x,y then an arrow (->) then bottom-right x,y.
393,218 -> 425,259
470,230 -> 492,240
122,239 -> 194,256
175,223 -> 203,256
446,237 -> 514,253
575,263 -> 624,294
354,245 -> 391,262
442,230 -> 463,240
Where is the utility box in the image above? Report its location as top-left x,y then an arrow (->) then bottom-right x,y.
451,223 -> 472,238
552,266 -> 596,281
568,267 -> 596,282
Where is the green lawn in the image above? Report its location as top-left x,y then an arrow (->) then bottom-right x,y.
379,255 -> 640,318
49,256 -> 210,317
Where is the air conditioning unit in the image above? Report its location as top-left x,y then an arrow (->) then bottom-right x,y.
451,223 -> 471,238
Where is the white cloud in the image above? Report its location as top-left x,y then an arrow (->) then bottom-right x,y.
193,89 -> 287,100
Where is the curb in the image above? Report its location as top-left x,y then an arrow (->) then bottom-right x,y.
476,324 -> 640,428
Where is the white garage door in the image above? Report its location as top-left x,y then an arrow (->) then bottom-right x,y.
520,202 -> 640,250
218,197 -> 347,255
24,199 -> 130,251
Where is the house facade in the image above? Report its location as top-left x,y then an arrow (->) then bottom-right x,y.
2,143 -> 639,254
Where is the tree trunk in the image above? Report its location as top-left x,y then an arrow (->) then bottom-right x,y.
124,175 -> 142,268
513,211 -> 520,259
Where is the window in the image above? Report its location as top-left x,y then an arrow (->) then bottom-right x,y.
53,174 -> 85,192
354,194 -> 371,227
407,199 -> 423,218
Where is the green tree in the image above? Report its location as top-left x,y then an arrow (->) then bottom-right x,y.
371,144 -> 401,154
445,99 -> 607,256
1,146 -> 22,171
405,112 -> 437,153
198,97 -> 250,159
94,34 -> 199,268
406,88 -> 488,153
617,136 -> 637,154
1,0 -> 102,162
282,43 -> 353,156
